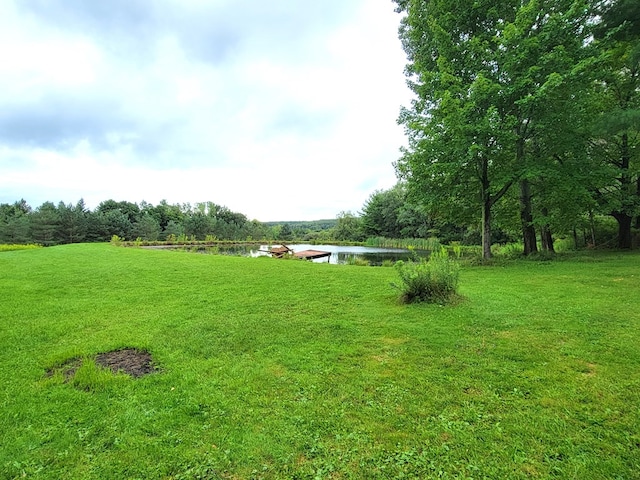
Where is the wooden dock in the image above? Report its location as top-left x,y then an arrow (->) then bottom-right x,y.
293,249 -> 331,262
266,245 -> 293,258
263,245 -> 331,262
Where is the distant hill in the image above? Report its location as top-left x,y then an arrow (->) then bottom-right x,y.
264,219 -> 337,231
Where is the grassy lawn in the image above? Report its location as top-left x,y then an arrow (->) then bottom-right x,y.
1,243 -> 638,479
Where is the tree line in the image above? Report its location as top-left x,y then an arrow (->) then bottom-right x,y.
0,197 -> 408,246
0,199 -> 272,246
393,0 -> 639,258
339,182 -> 623,248
0,187 -> 627,248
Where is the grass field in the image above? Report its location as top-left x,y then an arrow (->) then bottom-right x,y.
1,243 -> 638,479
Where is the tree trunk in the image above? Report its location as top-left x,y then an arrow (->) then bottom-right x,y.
519,179 -> 538,255
482,194 -> 492,260
481,158 -> 492,259
540,208 -> 554,252
613,212 -> 633,249
541,225 -> 555,252
612,133 -> 633,249
636,176 -> 640,230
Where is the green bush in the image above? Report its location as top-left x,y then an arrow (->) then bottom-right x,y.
393,249 -> 460,304
0,244 -> 42,252
450,241 -> 462,258
554,237 -> 576,252
491,242 -> 524,257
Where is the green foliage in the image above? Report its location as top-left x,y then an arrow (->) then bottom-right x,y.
30,201 -> 61,246
361,186 -> 405,238
132,213 -> 161,241
334,211 -> 365,241
162,220 -> 184,241
110,234 -> 123,245
278,223 -> 293,241
450,241 -> 462,259
361,184 -> 442,240
99,207 -> 134,240
392,0 -> 638,256
0,244 -> 42,252
393,249 -> 460,304
554,237 -> 578,253
177,233 -> 189,243
365,236 -> 442,251
1,198 -> 271,245
57,200 -> 88,244
492,242 -> 525,258
587,0 -> 640,249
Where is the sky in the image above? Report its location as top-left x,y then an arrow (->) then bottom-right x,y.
0,0 -> 412,222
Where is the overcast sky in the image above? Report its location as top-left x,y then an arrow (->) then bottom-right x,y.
0,0 -> 412,221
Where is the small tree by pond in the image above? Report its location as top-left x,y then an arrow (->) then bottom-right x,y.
393,249 -> 460,304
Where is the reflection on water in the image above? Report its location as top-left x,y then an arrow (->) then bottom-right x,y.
210,243 -> 427,265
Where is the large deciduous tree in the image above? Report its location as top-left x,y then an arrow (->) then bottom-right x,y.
361,184 -> 435,239
361,185 -> 406,239
334,211 -> 365,241
394,0 -> 593,258
395,0 -> 518,258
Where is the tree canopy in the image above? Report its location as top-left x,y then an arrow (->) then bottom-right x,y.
0,199 -> 270,245
394,0 -> 639,256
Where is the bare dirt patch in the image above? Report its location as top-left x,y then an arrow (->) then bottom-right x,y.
96,349 -> 156,378
47,348 -> 157,380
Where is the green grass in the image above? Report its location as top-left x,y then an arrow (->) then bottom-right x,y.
1,244 -> 639,479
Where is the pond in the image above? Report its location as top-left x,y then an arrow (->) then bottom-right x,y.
210,243 -> 428,265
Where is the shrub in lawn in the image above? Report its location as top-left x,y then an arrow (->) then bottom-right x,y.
0,244 -> 42,252
449,241 -> 463,258
554,237 -> 576,252
492,242 -> 526,258
393,249 -> 460,304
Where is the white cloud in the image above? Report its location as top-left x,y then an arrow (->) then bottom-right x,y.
0,0 -> 411,221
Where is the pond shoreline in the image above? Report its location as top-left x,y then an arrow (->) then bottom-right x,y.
137,242 -> 426,265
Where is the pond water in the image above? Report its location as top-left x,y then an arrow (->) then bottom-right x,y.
211,243 -> 427,265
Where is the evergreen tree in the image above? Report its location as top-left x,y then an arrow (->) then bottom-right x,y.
31,202 -> 61,246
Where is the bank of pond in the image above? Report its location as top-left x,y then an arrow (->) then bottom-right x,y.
143,243 -> 428,265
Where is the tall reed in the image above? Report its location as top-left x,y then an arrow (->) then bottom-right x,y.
364,237 -> 442,251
